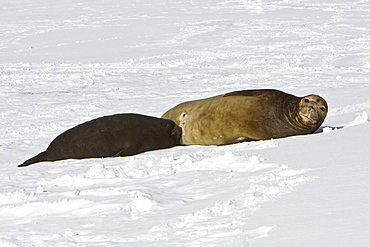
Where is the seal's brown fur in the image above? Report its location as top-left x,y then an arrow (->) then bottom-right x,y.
162,89 -> 327,145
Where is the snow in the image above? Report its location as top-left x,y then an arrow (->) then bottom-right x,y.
0,0 -> 369,246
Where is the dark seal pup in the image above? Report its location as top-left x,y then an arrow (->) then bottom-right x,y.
162,89 -> 328,145
19,114 -> 182,167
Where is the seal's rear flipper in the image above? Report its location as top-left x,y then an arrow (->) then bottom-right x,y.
18,152 -> 47,167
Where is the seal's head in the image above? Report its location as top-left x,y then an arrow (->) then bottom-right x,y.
166,121 -> 183,145
297,94 -> 328,128
141,117 -> 182,149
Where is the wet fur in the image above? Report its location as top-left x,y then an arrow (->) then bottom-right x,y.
20,114 -> 182,167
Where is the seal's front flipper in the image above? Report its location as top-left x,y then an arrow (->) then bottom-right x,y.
113,143 -> 141,157
221,137 -> 258,146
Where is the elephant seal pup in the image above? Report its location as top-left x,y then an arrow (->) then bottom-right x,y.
161,89 -> 327,145
19,114 -> 182,167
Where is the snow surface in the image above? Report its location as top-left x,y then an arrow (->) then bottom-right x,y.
1,0 -> 369,246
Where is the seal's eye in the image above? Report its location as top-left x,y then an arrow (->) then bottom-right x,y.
320,107 -> 326,112
304,99 -> 310,103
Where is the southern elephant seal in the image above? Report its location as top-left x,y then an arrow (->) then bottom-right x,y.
161,89 -> 327,145
19,114 -> 182,167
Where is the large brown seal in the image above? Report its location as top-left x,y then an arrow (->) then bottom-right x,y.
19,114 -> 182,167
161,89 -> 328,145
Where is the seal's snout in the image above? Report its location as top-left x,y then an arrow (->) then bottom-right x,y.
301,106 -> 319,122
172,125 -> 182,139
308,110 -> 319,121
307,106 -> 317,117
